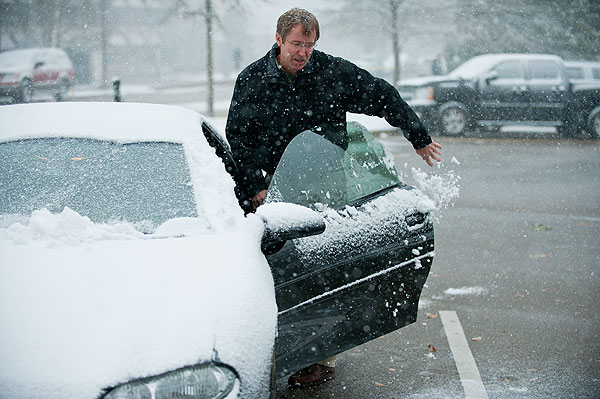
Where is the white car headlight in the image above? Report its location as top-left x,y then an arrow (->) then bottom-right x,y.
104,363 -> 237,399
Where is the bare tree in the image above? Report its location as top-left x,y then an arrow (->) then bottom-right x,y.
165,0 -> 251,116
0,0 -> 100,49
450,0 -> 600,68
331,0 -> 406,83
389,0 -> 404,84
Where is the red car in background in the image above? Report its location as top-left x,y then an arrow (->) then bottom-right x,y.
0,47 -> 75,103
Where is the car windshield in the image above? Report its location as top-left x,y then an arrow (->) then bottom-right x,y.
0,138 -> 197,232
267,122 -> 401,209
0,50 -> 36,68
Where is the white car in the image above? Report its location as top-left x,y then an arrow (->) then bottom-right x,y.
0,47 -> 75,103
0,102 -> 325,399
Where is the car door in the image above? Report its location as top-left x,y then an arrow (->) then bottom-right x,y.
32,50 -> 53,88
526,58 -> 568,122
266,122 -> 434,378
479,59 -> 528,122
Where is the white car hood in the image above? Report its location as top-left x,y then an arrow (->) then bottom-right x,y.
0,216 -> 277,399
0,65 -> 30,74
397,75 -> 455,86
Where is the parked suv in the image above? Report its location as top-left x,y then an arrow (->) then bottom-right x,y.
0,47 -> 75,103
565,60 -> 600,84
398,53 -> 600,137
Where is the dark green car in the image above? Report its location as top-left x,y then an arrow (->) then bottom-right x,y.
203,119 -> 434,382
261,122 -> 434,379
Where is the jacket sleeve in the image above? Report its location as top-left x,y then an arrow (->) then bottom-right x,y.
342,60 -> 432,150
226,75 -> 268,203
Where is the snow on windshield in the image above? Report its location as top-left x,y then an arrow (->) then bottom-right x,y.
0,207 -> 144,245
0,103 -> 245,242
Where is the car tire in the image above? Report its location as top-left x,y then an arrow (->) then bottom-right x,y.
586,107 -> 600,139
54,79 -> 70,102
16,79 -> 33,103
439,103 -> 468,136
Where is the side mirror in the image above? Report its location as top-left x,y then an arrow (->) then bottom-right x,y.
484,71 -> 498,84
34,61 -> 44,69
257,203 -> 325,254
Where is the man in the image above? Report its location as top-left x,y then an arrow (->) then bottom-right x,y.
226,7 -> 442,385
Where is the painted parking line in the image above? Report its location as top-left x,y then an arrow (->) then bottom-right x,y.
439,310 -> 489,399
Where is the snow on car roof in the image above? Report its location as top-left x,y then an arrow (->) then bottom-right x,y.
449,53 -> 563,79
0,47 -> 66,68
0,102 -> 207,144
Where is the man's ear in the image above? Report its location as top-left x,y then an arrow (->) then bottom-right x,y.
275,32 -> 283,47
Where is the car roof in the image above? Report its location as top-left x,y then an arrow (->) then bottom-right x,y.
0,102 -> 208,144
472,53 -> 563,62
564,60 -> 600,67
0,47 -> 66,55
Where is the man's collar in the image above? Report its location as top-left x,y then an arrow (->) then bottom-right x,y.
265,44 -> 281,77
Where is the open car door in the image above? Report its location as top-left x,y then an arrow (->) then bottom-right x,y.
266,122 -> 435,378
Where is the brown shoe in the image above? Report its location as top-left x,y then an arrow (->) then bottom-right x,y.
287,363 -> 335,387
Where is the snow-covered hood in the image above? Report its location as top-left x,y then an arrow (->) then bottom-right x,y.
397,75 -> 458,87
0,65 -> 31,74
0,215 -> 277,398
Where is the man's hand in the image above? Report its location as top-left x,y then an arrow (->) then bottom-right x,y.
416,141 -> 443,167
252,189 -> 268,210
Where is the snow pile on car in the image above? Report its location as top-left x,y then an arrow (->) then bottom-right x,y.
0,207 -> 145,244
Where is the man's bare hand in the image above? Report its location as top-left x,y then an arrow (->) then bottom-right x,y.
416,141 -> 443,167
252,189 -> 268,210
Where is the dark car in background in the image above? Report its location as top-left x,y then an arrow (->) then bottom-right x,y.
398,53 -> 600,138
0,47 -> 75,103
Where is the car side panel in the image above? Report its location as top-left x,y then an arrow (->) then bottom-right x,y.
526,59 -> 569,122
268,199 -> 434,378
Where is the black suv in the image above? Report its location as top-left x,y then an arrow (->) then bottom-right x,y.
398,53 -> 600,137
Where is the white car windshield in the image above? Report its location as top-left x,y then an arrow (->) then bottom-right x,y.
0,138 -> 197,232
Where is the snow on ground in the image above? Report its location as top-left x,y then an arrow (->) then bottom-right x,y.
444,286 -> 489,296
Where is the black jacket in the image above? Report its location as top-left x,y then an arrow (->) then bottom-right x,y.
226,44 -> 432,202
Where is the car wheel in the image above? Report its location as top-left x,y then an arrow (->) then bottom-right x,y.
586,107 -> 600,139
54,80 -> 69,102
440,104 -> 468,136
17,79 -> 33,103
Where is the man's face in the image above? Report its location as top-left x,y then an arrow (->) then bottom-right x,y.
275,23 -> 317,75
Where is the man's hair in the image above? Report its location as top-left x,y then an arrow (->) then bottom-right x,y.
276,8 -> 320,42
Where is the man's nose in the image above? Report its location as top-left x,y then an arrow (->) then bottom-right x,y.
297,46 -> 309,56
